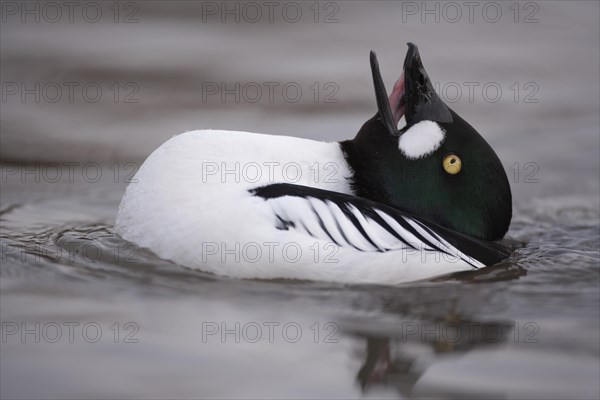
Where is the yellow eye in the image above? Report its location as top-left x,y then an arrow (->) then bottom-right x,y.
443,153 -> 462,175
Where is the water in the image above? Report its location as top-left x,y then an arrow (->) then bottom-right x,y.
1,1 -> 599,398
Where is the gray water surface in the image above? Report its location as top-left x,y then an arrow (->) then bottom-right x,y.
1,1 -> 599,399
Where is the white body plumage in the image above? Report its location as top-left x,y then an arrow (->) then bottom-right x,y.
115,130 -> 482,285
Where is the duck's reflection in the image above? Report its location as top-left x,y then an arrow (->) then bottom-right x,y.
354,316 -> 515,397
351,262 -> 525,396
445,261 -> 527,283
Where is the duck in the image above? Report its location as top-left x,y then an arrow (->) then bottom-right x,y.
115,43 -> 512,285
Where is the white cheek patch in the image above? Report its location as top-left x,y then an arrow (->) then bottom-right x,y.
398,120 -> 446,159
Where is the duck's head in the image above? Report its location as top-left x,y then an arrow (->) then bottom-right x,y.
341,43 -> 512,240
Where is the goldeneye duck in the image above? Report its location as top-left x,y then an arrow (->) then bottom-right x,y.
115,43 -> 512,285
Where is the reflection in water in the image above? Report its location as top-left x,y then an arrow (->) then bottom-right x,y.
446,261 -> 527,283
354,314 -> 515,397
341,269 -> 526,397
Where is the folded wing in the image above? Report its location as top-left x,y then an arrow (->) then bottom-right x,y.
251,183 -> 511,269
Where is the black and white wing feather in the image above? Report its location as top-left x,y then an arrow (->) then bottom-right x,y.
251,183 -> 511,269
